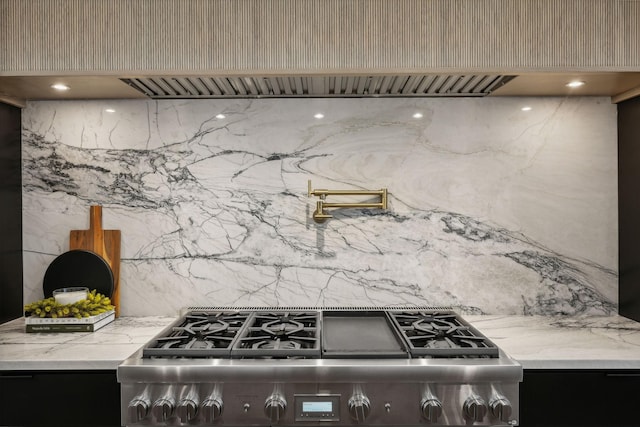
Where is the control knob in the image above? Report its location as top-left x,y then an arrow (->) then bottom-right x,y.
128,397 -> 150,423
202,397 -> 224,423
264,394 -> 287,423
177,398 -> 198,423
420,397 -> 443,423
490,396 -> 513,422
152,396 -> 176,422
463,395 -> 487,422
348,394 -> 371,423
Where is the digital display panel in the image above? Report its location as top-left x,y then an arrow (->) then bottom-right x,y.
302,401 -> 333,413
295,394 -> 340,421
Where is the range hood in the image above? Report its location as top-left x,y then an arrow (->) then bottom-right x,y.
121,74 -> 514,99
3,73 -> 640,107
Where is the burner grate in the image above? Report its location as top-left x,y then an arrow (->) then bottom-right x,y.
388,311 -> 499,358
232,311 -> 321,358
142,311 -> 251,358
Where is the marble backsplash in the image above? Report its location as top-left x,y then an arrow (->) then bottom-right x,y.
21,97 -> 618,316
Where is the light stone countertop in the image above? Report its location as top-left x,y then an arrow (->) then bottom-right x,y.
1,314 -> 640,371
466,314 -> 640,369
0,316 -> 175,370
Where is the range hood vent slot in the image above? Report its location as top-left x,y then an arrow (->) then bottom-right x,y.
121,75 -> 514,99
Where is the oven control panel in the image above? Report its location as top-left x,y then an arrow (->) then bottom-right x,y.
120,382 -> 518,426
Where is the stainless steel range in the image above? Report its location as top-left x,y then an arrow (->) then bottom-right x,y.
118,307 -> 522,426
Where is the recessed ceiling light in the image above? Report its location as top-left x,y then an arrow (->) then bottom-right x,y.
51,83 -> 70,91
413,112 -> 423,119
314,113 -> 324,119
566,81 -> 585,88
105,108 -> 116,113
521,106 -> 532,111
215,114 -> 226,119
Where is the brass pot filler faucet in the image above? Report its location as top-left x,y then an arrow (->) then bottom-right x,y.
307,180 -> 388,223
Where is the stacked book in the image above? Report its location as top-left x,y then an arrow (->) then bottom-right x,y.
25,310 -> 115,333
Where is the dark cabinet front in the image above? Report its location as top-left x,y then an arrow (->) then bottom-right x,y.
0,370 -> 121,427
0,101 -> 22,324
521,369 -> 639,427
619,95 -> 640,322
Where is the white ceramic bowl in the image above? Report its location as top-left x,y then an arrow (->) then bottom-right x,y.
53,287 -> 89,305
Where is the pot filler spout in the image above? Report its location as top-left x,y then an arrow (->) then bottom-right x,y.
307,180 -> 388,223
118,306 -> 522,426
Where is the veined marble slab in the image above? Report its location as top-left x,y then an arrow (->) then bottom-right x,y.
21,97 -> 617,316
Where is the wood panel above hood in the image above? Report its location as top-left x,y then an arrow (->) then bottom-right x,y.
1,0 -> 638,75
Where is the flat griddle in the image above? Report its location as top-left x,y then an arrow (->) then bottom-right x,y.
321,311 -> 408,358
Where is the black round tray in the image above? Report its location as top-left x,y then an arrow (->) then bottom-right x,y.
43,249 -> 114,298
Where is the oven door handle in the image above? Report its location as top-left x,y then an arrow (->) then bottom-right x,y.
605,373 -> 640,377
0,374 -> 34,380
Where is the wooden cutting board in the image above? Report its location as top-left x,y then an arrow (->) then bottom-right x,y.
70,206 -> 121,317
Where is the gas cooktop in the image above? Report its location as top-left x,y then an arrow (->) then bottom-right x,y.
141,306 -> 499,359
119,306 -> 521,427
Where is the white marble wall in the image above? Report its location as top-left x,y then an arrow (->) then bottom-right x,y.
21,97 -> 618,316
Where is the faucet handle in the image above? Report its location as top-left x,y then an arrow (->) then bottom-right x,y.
313,201 -> 332,223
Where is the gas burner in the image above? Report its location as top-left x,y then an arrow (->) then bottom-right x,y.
232,311 -> 321,358
408,315 -> 486,348
252,339 -> 301,350
239,334 -> 317,351
411,315 -> 458,334
389,311 -> 499,358
260,316 -> 305,337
